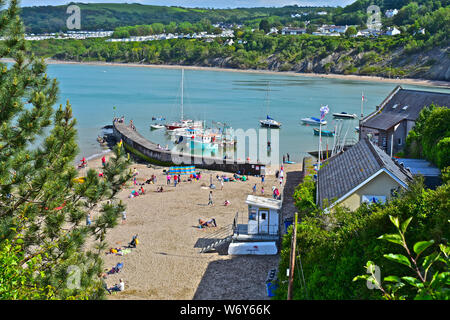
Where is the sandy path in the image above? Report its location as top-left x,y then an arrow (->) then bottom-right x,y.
83,152 -> 301,300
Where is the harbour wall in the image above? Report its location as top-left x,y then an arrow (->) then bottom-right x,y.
112,121 -> 267,175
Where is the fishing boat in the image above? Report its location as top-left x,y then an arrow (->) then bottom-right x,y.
332,112 -> 357,119
313,128 -> 334,137
150,124 -> 165,130
301,117 -> 327,126
259,82 -> 281,128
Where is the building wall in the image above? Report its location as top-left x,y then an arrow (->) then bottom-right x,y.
338,171 -> 403,211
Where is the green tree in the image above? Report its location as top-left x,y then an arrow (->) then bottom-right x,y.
259,19 -> 270,34
0,0 -> 132,299
345,26 -> 357,37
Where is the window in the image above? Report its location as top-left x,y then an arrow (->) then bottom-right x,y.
397,138 -> 402,145
362,195 -> 386,205
249,210 -> 256,220
261,213 -> 266,220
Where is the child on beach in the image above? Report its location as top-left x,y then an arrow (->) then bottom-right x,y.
167,174 -> 171,185
261,186 -> 264,195
208,191 -> 213,206
252,184 -> 257,194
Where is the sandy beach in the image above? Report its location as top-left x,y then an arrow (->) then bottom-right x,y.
2,58 -> 448,88
84,151 -> 301,300
45,59 -> 450,89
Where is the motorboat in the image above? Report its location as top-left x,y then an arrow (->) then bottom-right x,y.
313,128 -> 334,137
301,117 -> 327,126
332,112 -> 357,119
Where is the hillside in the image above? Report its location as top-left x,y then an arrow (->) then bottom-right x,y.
19,3 -> 327,34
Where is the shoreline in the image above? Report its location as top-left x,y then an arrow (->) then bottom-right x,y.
2,58 -> 449,88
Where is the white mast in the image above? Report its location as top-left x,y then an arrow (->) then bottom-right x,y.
181,68 -> 184,121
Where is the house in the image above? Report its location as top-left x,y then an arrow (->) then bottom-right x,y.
228,195 -> 282,255
394,158 -> 442,189
281,27 -> 306,35
316,138 -> 413,211
385,9 -> 399,18
360,86 -> 450,156
385,27 -> 401,36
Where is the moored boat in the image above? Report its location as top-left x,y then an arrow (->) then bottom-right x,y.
150,124 -> 165,130
313,128 -> 334,137
260,116 -> 282,128
301,117 -> 327,126
333,112 -> 357,119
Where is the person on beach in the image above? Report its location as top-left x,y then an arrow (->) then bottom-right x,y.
167,174 -> 171,185
86,213 -> 92,226
261,175 -> 265,184
122,211 -> 127,224
220,178 -> 224,190
140,186 -> 145,194
283,155 -> 286,163
261,186 -> 265,195
279,177 -> 283,186
102,156 -> 106,167
108,279 -> 125,294
252,184 -> 257,194
198,218 -> 217,228
174,175 -> 178,187
224,200 -> 230,206
157,186 -> 164,192
287,153 -> 290,162
79,157 -> 87,168
208,191 -> 213,206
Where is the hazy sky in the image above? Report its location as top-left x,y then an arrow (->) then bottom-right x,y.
20,0 -> 357,8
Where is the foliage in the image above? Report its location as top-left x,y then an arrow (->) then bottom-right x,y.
0,0 -> 132,299
274,178 -> 450,300
354,215 -> 449,300
293,175 -> 317,217
405,105 -> 450,168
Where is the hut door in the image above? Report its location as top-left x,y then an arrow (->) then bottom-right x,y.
258,210 -> 269,234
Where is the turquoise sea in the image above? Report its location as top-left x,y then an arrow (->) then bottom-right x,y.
44,63 -> 449,163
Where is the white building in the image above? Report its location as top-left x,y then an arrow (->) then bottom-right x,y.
385,27 -> 401,36
281,27 -> 306,35
227,195 -> 282,255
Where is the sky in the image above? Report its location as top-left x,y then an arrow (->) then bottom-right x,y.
20,0 -> 357,8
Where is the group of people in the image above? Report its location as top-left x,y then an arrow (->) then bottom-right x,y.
282,153 -> 291,163
113,116 -> 125,123
102,234 -> 140,294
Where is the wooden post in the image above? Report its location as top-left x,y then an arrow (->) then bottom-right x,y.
287,212 -> 298,300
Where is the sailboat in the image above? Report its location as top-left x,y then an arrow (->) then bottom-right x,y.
165,69 -> 202,131
259,82 -> 281,128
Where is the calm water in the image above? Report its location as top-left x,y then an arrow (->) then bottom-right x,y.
44,64 -> 448,163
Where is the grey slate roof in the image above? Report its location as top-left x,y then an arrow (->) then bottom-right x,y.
317,138 -> 413,208
362,86 -> 450,131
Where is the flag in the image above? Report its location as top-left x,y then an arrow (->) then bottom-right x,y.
319,105 -> 329,120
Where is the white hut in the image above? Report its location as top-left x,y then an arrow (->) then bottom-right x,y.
228,195 -> 282,255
